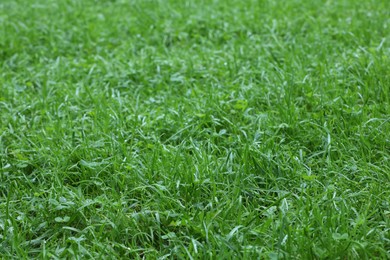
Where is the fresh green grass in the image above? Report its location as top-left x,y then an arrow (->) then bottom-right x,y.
1,0 -> 389,258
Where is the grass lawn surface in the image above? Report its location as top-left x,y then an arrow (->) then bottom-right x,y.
1,0 -> 390,258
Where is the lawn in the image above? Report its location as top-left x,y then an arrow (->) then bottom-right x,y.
0,0 -> 389,258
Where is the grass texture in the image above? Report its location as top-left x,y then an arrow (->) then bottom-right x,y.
1,0 -> 389,258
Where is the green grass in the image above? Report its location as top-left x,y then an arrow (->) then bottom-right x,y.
1,0 -> 389,258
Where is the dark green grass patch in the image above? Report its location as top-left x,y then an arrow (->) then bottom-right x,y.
1,0 -> 389,258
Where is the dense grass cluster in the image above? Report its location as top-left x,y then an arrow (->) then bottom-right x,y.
1,0 -> 389,258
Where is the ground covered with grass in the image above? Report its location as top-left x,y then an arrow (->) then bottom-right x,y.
1,0 -> 389,258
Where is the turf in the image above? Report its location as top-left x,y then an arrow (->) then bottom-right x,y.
1,0 -> 389,258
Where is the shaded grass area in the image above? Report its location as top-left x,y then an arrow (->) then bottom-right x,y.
0,0 -> 389,258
